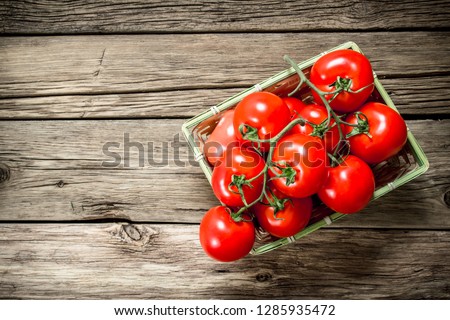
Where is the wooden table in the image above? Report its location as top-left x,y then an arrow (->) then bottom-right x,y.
0,1 -> 449,299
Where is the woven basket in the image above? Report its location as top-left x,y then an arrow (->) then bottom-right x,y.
181,41 -> 429,255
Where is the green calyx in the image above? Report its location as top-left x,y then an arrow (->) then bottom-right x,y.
309,118 -> 333,139
239,123 -> 259,142
230,210 -> 244,222
331,76 -> 353,92
330,76 -> 374,96
228,174 -> 254,207
271,162 -> 296,186
228,207 -> 253,223
345,112 -> 372,139
230,174 -> 253,189
261,188 -> 289,219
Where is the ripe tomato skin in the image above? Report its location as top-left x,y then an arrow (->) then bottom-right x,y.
310,49 -> 374,113
199,206 -> 255,262
281,97 -> 307,135
318,155 -> 375,214
234,92 -> 291,152
282,97 -> 308,119
252,186 -> 312,238
269,133 -> 327,198
295,103 -> 343,153
203,109 -> 238,166
211,146 -> 265,207
345,102 -> 408,164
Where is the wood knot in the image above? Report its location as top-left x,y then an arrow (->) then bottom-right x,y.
350,0 -> 377,18
443,190 -> 450,208
123,224 -> 141,241
108,223 -> 160,249
0,164 -> 11,184
56,180 -> 65,188
256,272 -> 273,282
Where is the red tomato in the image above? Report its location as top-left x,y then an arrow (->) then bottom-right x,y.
203,109 -> 239,166
252,185 -> 312,238
211,146 -> 265,207
310,49 -> 374,113
345,102 -> 408,164
269,133 -> 327,198
318,155 -> 375,214
234,92 -> 291,152
282,97 -> 308,119
281,97 -> 307,135
295,103 -> 343,153
199,206 -> 255,262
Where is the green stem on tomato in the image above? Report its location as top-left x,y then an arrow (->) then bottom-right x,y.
345,111 -> 372,139
239,117 -> 307,145
234,162 -> 269,217
284,55 -> 347,164
337,118 -> 360,127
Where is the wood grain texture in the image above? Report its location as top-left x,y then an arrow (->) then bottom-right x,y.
0,0 -> 449,303
1,0 -> 449,34
0,223 -> 449,299
0,119 -> 448,227
0,32 -> 449,98
0,75 -> 449,119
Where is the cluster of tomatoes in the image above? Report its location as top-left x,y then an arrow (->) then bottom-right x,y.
199,49 -> 408,262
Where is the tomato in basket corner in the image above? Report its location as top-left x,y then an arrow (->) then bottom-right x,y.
318,155 -> 375,214
344,102 -> 408,164
310,49 -> 374,113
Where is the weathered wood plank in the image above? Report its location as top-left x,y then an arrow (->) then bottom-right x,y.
0,32 -> 449,98
0,119 -> 214,222
0,119 -> 448,227
1,0 -> 449,34
0,223 -> 449,299
0,75 -> 449,119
